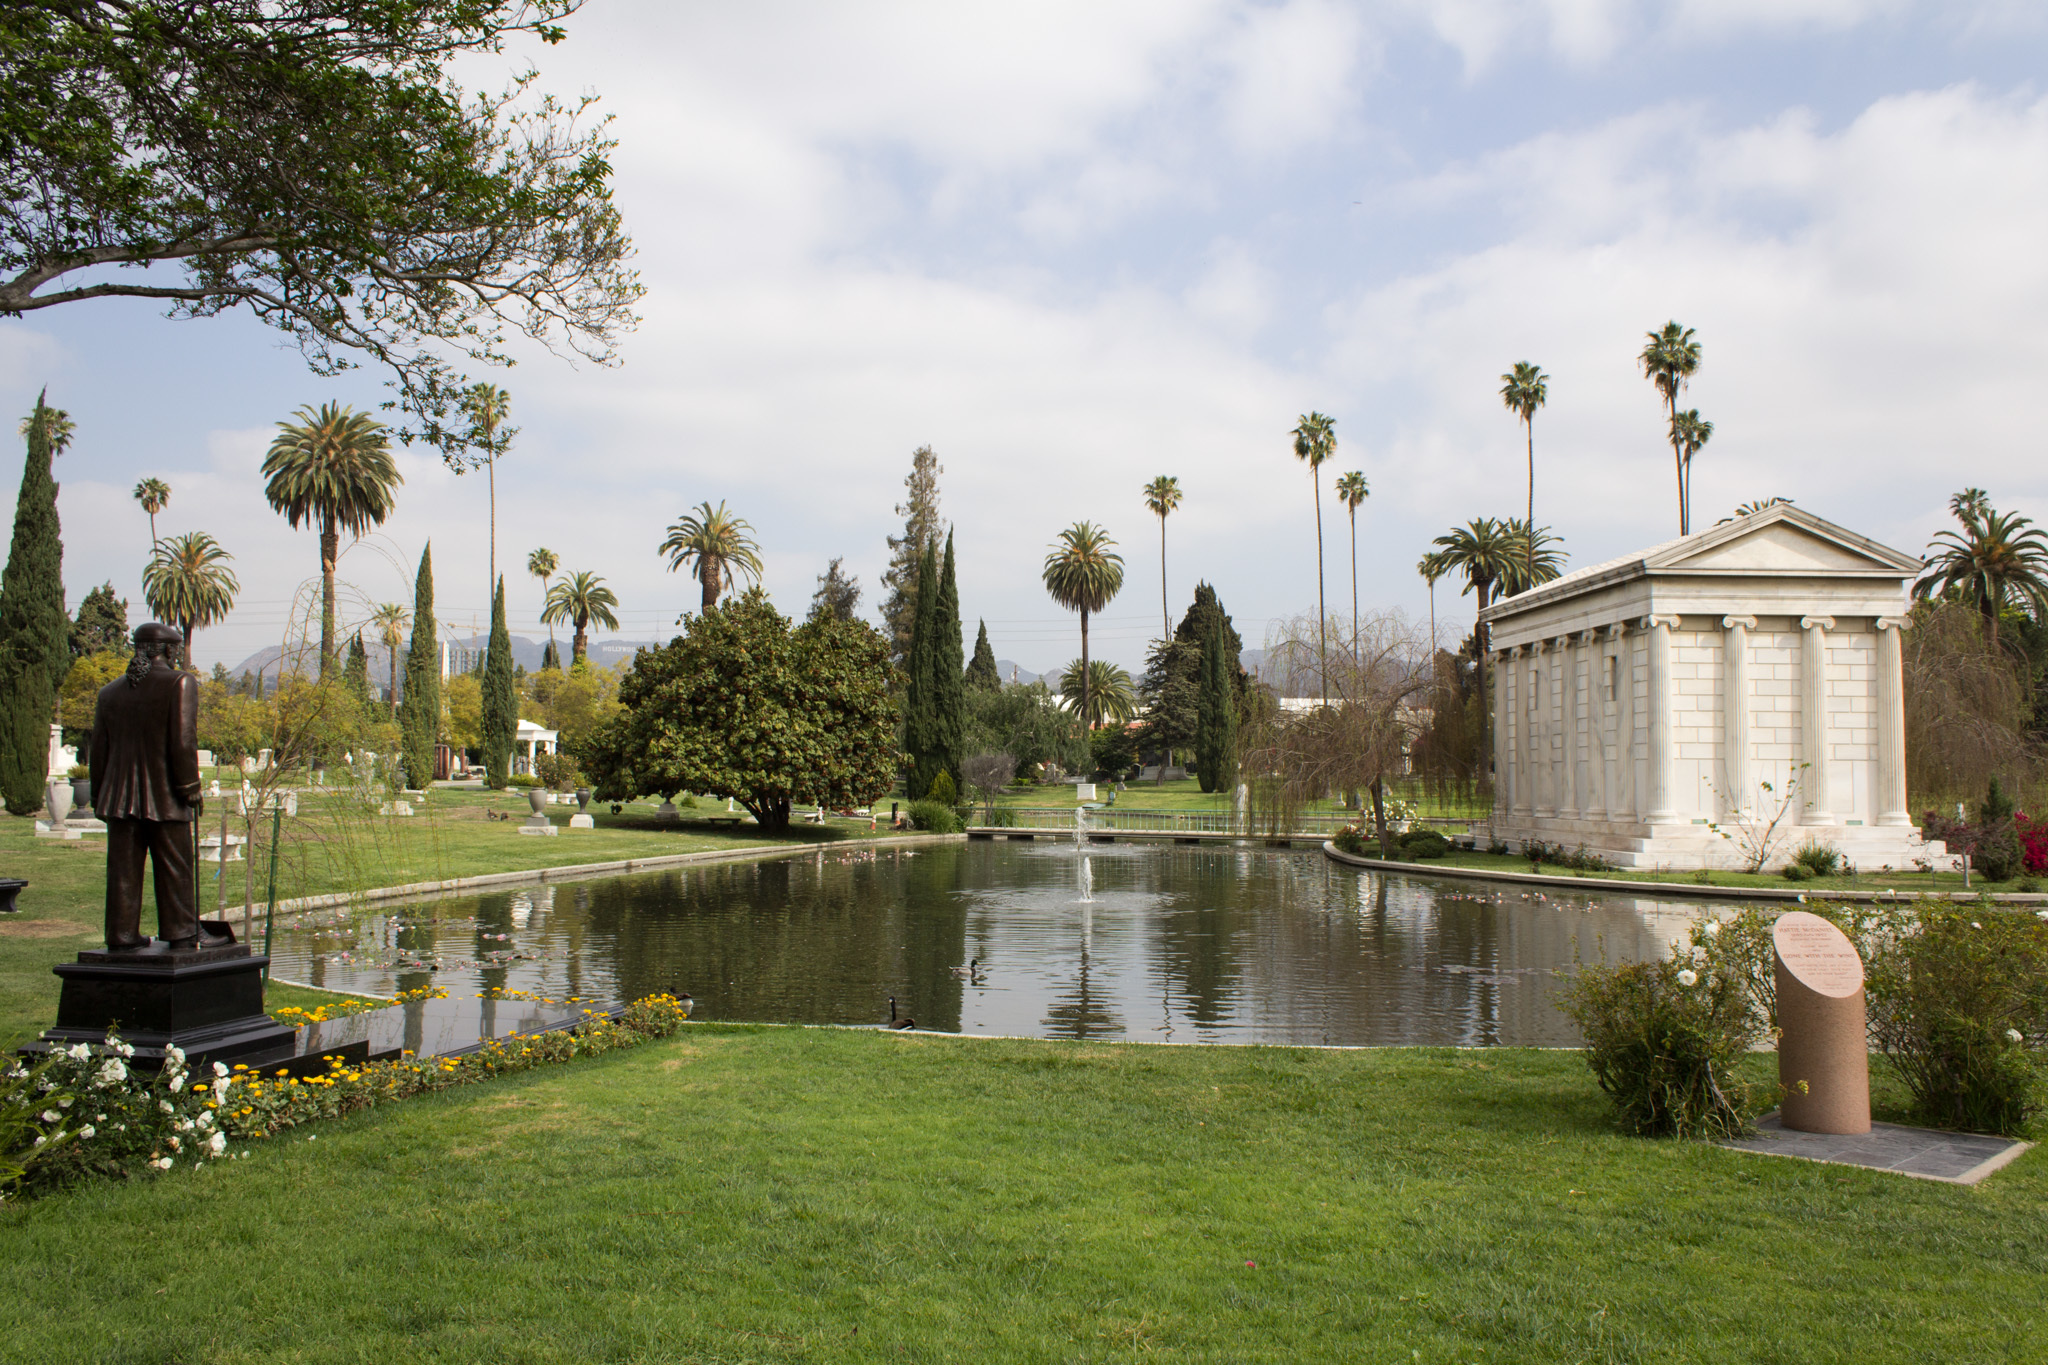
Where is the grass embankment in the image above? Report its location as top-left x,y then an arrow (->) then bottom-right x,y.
2,1026 -> 2040,1362
1351,846 -> 2021,898
991,776 -> 1490,820
0,788 -> 895,1048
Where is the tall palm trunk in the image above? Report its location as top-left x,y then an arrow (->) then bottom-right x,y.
387,650 -> 399,717
1158,514 -> 1170,644
1347,507 -> 1358,665
1524,418 -> 1536,586
1313,478 -> 1327,705
1666,397 -> 1686,535
1475,579 -> 1493,763
574,618 -> 589,665
486,436 -> 498,598
1080,607 -> 1092,734
702,558 -> 722,613
319,517 -> 339,676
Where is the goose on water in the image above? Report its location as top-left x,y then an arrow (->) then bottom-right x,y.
949,958 -> 982,980
887,996 -> 915,1030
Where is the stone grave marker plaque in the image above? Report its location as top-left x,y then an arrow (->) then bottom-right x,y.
1772,910 -> 1870,1135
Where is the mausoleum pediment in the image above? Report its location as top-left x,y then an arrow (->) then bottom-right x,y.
1645,509 -> 1921,577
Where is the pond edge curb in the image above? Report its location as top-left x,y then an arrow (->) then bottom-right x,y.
1318,841 -> 2048,904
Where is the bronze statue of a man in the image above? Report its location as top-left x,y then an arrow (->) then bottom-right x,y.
89,622 -> 214,952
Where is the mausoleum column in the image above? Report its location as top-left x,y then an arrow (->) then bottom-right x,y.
1532,640 -> 1554,818
1556,634 -> 1578,818
1579,629 -> 1605,820
1493,646 -> 1513,820
1722,616 -> 1756,817
1609,621 -> 1633,819
1800,615 -> 1836,825
1874,616 -> 1911,827
1645,614 -> 1682,823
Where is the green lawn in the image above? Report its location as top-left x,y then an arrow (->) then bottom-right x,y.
1349,846 -> 2021,898
1,1026 -> 2040,1363
0,790 -> 901,1048
992,776 -> 1491,820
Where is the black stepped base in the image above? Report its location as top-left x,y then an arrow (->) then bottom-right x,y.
28,937 -> 296,1072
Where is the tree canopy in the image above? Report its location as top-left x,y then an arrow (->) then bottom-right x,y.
0,0 -> 640,437
583,589 -> 895,830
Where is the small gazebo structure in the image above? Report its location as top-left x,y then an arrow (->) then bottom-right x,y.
513,718 -> 559,776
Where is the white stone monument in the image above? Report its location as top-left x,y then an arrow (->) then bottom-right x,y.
1480,505 -> 1941,870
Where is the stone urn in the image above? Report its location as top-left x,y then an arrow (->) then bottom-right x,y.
70,775 -> 91,809
575,787 -> 591,811
526,788 -> 548,817
45,780 -> 73,826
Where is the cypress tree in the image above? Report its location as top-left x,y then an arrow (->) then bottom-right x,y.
398,543 -> 439,788
541,639 -> 560,672
904,536 -> 939,798
481,576 -> 517,788
0,395 -> 70,814
343,633 -> 371,704
932,531 -> 965,788
966,619 -> 1000,691
1196,625 -> 1237,795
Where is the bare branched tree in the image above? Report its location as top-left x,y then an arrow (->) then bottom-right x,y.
1903,601 -> 2039,810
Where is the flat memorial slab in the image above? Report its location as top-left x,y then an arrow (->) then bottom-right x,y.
1722,1112 -> 2032,1185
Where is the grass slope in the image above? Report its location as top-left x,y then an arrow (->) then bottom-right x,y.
3,1027 -> 2041,1363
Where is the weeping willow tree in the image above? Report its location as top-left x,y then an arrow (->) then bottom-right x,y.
1407,634 -> 1488,808
1242,609 -> 1431,845
1904,600 -> 2039,810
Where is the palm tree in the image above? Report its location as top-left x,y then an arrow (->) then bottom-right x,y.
542,571 -> 622,666
1671,409 -> 1713,522
1335,471 -> 1369,651
262,402 -> 403,675
1059,658 -> 1137,726
661,501 -> 763,614
528,546 -> 559,656
1497,519 -> 1568,597
370,602 -> 409,716
1723,497 -> 1792,522
132,477 -> 170,552
1914,490 -> 2048,649
1291,411 -> 1337,704
1042,522 -> 1124,731
142,532 -> 239,668
1418,551 -> 1446,656
1639,322 -> 1702,534
19,404 -> 74,453
1499,361 -> 1547,581
460,383 -> 514,594
1142,475 -> 1182,644
1429,517 -> 1522,749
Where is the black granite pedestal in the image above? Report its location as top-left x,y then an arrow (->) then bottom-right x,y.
29,929 -> 297,1071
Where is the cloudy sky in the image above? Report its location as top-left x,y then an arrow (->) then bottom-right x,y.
3,0 -> 2046,678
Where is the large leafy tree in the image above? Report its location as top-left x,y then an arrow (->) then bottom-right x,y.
1499,361 -> 1547,580
262,402 -> 402,674
1142,475 -> 1182,644
661,500 -> 762,615
142,531 -> 238,669
809,557 -> 861,623
1915,488 -> 2048,650
541,570 -> 620,666
965,620 -> 1001,691
0,1 -> 640,435
1335,471 -> 1369,651
398,543 -> 438,788
1195,625 -> 1238,795
0,395 -> 70,812
903,537 -> 940,798
1042,522 -> 1124,733
583,589 -> 895,830
1639,322 -> 1702,533
879,445 -> 943,667
1136,637 -> 1198,778
71,581 -> 128,657
1291,412 -> 1337,704
932,532 -> 965,790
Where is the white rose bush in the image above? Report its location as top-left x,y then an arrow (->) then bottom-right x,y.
0,1035 -> 239,1195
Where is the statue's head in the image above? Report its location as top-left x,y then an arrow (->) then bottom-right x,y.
127,622 -> 183,684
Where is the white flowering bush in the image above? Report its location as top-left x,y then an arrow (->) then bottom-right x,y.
1555,944 -> 1767,1139
1,1035 -> 242,1195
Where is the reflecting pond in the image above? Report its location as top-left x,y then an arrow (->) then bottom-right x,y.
266,841 -> 1728,1047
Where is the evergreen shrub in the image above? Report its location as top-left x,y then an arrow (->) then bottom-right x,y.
906,798 -> 960,834
1397,828 -> 1451,859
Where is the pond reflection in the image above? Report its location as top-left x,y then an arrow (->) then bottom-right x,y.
267,842 -> 1720,1046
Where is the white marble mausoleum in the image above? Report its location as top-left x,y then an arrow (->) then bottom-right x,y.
1479,505 -> 1939,871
